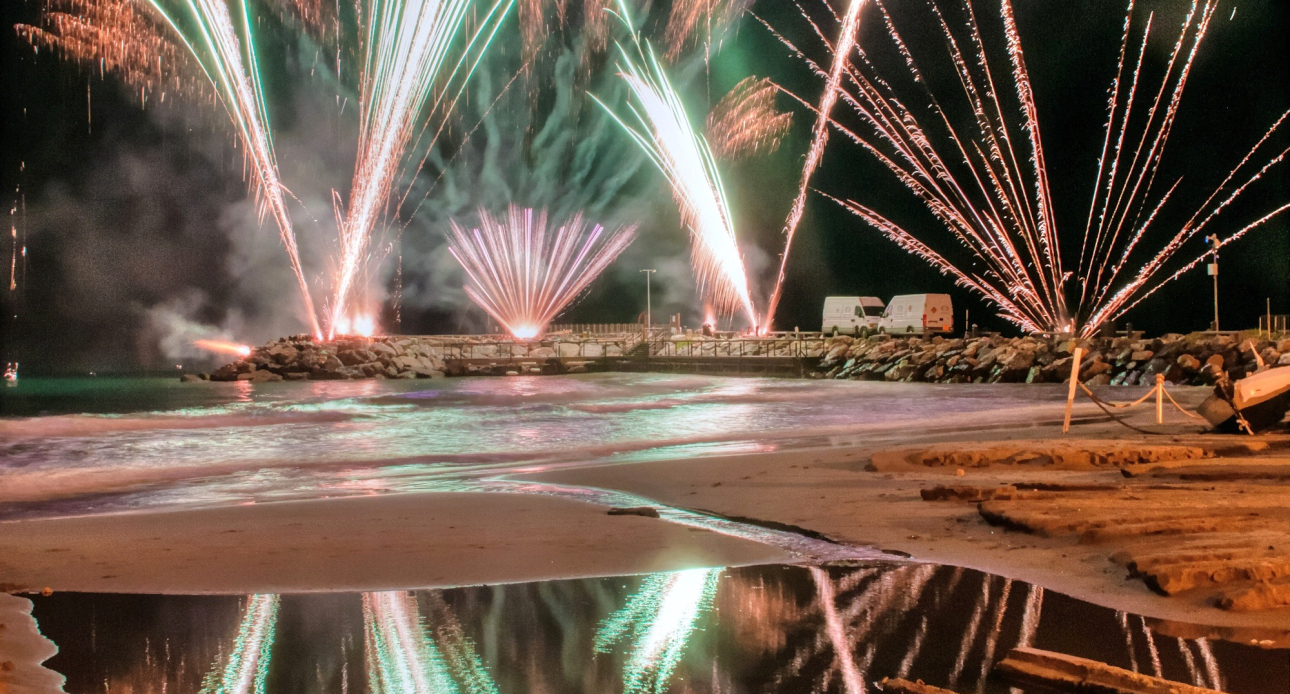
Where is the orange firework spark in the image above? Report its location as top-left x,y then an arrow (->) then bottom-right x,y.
706,76 -> 792,160
763,0 -> 867,330
662,0 -> 753,61
15,0 -> 202,104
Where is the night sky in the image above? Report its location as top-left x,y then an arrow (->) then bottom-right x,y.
1,0 -> 1288,373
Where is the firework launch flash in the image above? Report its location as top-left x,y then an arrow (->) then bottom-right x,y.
193,339 -> 253,356
447,206 -> 637,340
595,1 -> 758,327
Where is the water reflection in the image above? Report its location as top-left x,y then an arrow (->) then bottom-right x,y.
594,568 -> 720,694
202,595 -> 279,694
21,564 -> 1288,694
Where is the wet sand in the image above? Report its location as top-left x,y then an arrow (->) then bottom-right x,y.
520,433 -> 1290,634
0,492 -> 790,594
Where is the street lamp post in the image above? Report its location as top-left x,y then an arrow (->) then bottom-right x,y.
1206,234 -> 1220,331
641,269 -> 656,333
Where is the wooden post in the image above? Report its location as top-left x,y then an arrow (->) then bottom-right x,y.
1063,346 -> 1084,434
1155,373 -> 1165,424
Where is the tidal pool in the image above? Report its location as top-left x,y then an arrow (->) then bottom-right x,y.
15,563 -> 1286,694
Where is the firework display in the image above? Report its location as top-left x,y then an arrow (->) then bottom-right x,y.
706,76 -> 792,161
774,0 -> 1289,335
595,3 -> 758,327
764,0 -> 867,330
328,0 -> 512,338
20,0 -> 324,338
8,0 -> 1286,342
447,206 -> 637,339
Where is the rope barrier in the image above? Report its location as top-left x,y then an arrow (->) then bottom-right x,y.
1062,346 -> 1208,434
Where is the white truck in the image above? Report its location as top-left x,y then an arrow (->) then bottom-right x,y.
881,293 -> 953,334
822,296 -> 886,335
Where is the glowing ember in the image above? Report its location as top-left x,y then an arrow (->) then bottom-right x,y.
447,206 -> 637,341
328,0 -> 512,339
194,339 -> 253,357
595,3 -> 759,327
774,0 -> 1289,335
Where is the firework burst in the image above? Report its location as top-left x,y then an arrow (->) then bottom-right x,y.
706,76 -> 792,161
328,0 -> 513,338
772,0 -> 1289,335
595,2 -> 759,327
447,206 -> 636,339
18,0 -> 324,338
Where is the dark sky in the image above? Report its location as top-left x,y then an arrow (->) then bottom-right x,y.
1,0 -> 1288,373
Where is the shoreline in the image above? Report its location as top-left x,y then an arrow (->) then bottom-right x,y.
3,374 -> 1288,647
4,431 -> 1289,639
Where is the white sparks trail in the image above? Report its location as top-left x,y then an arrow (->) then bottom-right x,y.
595,1 -> 758,327
446,206 -> 637,339
199,594 -> 278,694
765,0 -> 866,329
769,0 -> 1289,335
329,0 -> 512,338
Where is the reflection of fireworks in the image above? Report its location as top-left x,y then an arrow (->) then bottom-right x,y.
595,5 -> 758,327
193,335 -> 251,353
447,206 -> 636,340
363,591 -> 500,694
19,0 -> 322,338
328,0 -> 512,339
199,594 -> 278,694
776,0 -> 1289,335
364,592 -> 456,694
594,568 -> 720,694
707,76 -> 792,160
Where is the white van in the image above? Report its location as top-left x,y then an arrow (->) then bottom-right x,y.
822,296 -> 886,335
881,294 -> 953,334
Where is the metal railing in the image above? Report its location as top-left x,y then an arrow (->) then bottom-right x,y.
648,336 -> 829,359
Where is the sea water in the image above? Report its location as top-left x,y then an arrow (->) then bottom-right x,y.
0,373 -> 1141,519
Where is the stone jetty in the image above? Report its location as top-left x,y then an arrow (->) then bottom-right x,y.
194,333 -> 636,382
817,331 -> 1290,386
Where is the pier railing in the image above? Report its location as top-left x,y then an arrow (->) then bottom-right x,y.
648,336 -> 829,360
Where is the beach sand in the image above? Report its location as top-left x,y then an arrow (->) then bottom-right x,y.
0,492 -> 790,594
3,410 -> 1288,641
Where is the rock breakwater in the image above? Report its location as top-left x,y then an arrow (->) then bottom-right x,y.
818,331 -> 1290,386
194,334 -> 636,382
